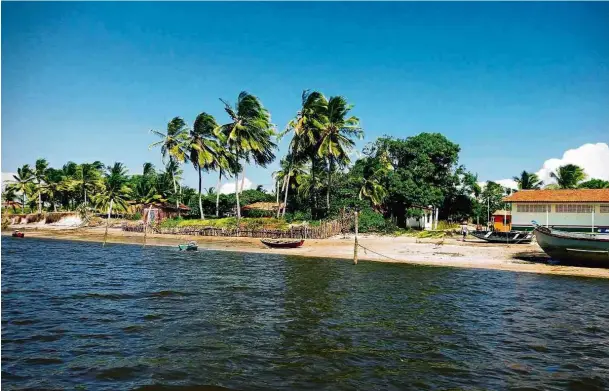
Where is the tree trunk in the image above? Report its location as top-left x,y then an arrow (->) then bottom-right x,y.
22,194 -> 26,214
311,157 -> 317,218
276,179 -> 281,219
198,168 -> 204,219
84,188 -> 87,206
235,164 -> 241,221
103,199 -> 113,247
240,166 -> 246,193
326,158 -> 333,213
216,171 -> 222,217
282,174 -> 290,218
38,182 -> 42,214
171,172 -> 179,209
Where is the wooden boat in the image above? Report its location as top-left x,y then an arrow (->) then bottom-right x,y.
533,223 -> 609,266
11,231 -> 24,238
470,230 -> 533,244
260,238 -> 304,248
178,241 -> 198,251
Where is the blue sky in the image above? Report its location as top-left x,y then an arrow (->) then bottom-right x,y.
2,2 -> 608,190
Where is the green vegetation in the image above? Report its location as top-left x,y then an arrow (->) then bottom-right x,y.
4,88 -> 606,234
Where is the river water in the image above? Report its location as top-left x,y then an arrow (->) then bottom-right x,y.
2,237 -> 609,390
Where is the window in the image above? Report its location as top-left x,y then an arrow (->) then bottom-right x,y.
600,205 -> 609,213
517,204 -> 550,213
555,204 -> 593,213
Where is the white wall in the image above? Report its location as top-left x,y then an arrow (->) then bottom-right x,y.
511,203 -> 609,229
406,210 -> 433,230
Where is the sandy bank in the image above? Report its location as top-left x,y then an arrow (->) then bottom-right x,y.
4,226 -> 609,279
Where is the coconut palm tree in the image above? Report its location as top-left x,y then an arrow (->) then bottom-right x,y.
189,112 -> 221,219
162,160 -> 184,207
359,152 -> 393,207
149,117 -> 189,209
550,164 -> 587,189
512,170 -> 543,190
217,91 -> 276,220
32,158 -> 50,213
273,156 -> 308,218
76,161 -> 104,206
317,96 -> 363,212
94,162 -> 131,246
10,165 -> 34,213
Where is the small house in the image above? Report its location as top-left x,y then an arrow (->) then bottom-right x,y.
503,189 -> 609,233
405,205 -> 439,230
138,202 -> 190,223
491,210 -> 511,232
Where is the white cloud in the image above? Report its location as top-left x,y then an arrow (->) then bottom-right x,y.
1,172 -> 17,191
218,177 -> 254,194
535,143 -> 609,184
488,142 -> 609,188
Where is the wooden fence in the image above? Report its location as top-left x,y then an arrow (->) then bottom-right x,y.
122,219 -> 345,239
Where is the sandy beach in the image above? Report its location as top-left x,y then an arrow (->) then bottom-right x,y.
4,225 -> 609,279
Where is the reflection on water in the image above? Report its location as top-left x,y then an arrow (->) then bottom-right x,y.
2,236 -> 609,390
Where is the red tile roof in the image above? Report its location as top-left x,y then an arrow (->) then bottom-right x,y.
503,189 -> 609,203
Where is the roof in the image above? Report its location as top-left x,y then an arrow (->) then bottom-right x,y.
242,202 -> 284,211
503,189 -> 609,203
492,210 -> 511,216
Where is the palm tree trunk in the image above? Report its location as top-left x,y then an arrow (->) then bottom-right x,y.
282,174 -> 290,218
216,171 -> 222,217
38,183 -> 42,214
22,194 -> 26,214
276,179 -> 281,219
326,158 -> 333,212
198,168 -> 204,219
103,199 -> 113,247
311,156 -> 317,218
235,168 -> 241,220
240,166 -> 246,193
171,172 -> 179,209
84,188 -> 87,206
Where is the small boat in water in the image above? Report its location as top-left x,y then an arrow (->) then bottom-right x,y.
260,238 -> 304,248
12,230 -> 24,238
533,222 -> 609,266
178,241 -> 198,251
471,230 -> 533,244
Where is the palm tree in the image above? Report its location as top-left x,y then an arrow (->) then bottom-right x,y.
94,163 -> 131,246
10,165 -> 34,213
512,170 -> 543,190
273,156 -> 308,218
149,117 -> 189,209
2,187 -> 19,212
284,90 -> 327,216
162,160 -> 184,207
33,158 -> 49,213
550,164 -> 587,189
359,152 -> 393,207
217,91 -> 276,220
76,161 -> 104,206
189,112 -> 221,219
317,96 -> 363,212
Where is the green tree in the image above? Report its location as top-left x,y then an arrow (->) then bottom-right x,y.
513,170 -> 543,190
32,158 -> 50,213
578,178 -> 609,189
189,112 -> 221,219
75,161 -> 104,206
217,91 -> 276,220
94,163 -> 131,246
149,117 -> 189,209
9,165 -> 34,213
550,164 -> 586,189
317,96 -> 363,213
359,151 -> 393,207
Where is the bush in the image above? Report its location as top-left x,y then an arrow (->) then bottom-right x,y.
244,209 -> 275,218
159,217 -> 289,231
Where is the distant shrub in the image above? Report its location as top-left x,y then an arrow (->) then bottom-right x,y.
244,209 -> 275,218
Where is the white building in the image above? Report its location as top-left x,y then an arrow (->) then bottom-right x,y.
405,205 -> 439,230
503,189 -> 609,233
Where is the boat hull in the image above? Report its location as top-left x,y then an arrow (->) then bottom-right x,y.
260,239 -> 304,248
534,226 -> 609,266
471,231 -> 533,244
11,233 -> 24,238
178,245 -> 198,251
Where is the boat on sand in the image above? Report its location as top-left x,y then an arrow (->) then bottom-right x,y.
260,238 -> 304,248
533,222 -> 609,266
470,230 -> 533,244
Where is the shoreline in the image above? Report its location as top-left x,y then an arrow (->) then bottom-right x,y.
4,226 -> 609,279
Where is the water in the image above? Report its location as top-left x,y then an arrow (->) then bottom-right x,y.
2,237 -> 609,391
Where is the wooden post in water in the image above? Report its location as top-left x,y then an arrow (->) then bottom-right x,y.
353,210 -> 359,265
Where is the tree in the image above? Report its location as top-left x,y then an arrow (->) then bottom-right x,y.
578,179 -> 609,189
513,170 -> 543,190
317,96 -> 363,212
94,163 -> 131,246
217,91 -> 276,220
274,156 -> 308,218
76,161 -> 104,206
189,112 -> 221,219
550,164 -> 586,189
32,158 -> 49,213
10,165 -> 34,213
149,117 -> 189,209
359,151 -> 393,207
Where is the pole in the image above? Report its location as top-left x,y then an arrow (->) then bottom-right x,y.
487,197 -> 490,231
592,207 -> 595,233
546,207 -> 549,228
353,210 -> 359,265
143,205 -> 152,247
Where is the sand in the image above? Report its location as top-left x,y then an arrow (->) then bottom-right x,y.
5,225 -> 609,279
